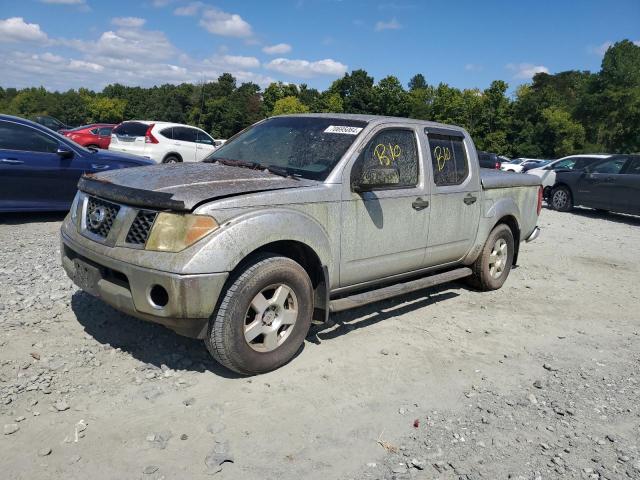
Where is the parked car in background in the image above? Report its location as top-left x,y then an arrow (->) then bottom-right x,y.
32,115 -> 71,132
549,154 -> 640,215
108,121 -> 218,163
501,158 -> 546,173
527,154 -> 611,196
521,159 -> 551,172
0,115 -> 154,212
477,151 -> 508,170
63,123 -> 115,149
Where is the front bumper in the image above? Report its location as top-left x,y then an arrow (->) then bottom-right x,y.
61,231 -> 228,338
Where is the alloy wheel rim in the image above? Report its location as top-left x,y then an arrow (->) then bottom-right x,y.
244,284 -> 298,352
553,190 -> 567,209
488,238 -> 508,279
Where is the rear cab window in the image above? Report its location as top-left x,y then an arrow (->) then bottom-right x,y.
426,130 -> 470,186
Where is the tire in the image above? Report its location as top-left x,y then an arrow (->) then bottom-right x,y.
86,144 -> 99,149
550,185 -> 573,211
467,224 -> 515,291
205,255 -> 314,375
163,155 -> 180,164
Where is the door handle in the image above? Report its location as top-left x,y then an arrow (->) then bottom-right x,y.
91,163 -> 110,170
0,158 -> 24,164
463,194 -> 477,205
412,197 -> 429,211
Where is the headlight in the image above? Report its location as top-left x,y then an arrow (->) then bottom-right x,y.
145,213 -> 219,252
70,192 -> 80,223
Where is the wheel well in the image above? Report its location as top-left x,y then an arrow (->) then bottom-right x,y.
233,241 -> 328,323
163,152 -> 182,162
496,215 -> 520,266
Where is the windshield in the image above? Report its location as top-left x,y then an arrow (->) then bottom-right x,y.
205,116 -> 367,180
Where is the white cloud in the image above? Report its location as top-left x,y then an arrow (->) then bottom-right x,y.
85,28 -> 176,61
111,17 -> 146,28
262,43 -> 292,55
174,2 -> 203,16
265,58 -> 347,78
506,63 -> 549,80
375,18 -> 402,31
199,7 -> 253,37
68,59 -> 104,72
464,63 -> 483,72
589,41 -> 613,56
0,17 -> 48,43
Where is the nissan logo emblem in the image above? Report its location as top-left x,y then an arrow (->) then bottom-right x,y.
88,205 -> 107,229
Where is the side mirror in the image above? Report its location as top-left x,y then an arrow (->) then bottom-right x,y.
353,166 -> 400,192
57,146 -> 74,159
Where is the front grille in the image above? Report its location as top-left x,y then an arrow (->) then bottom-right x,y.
126,210 -> 158,245
85,197 -> 120,238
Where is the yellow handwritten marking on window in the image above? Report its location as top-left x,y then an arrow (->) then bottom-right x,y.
374,143 -> 402,166
434,146 -> 452,171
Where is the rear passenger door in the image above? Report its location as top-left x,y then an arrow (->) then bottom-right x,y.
172,127 -> 197,162
575,157 -> 628,210
424,128 -> 481,266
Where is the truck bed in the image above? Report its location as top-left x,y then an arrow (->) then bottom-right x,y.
480,169 -> 541,189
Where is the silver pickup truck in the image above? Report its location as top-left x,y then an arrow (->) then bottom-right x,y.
60,114 -> 541,374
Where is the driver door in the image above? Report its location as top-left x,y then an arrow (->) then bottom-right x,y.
339,126 -> 431,287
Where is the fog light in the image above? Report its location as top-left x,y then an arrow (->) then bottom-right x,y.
149,284 -> 169,308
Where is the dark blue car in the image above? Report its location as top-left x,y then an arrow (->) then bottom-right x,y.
0,114 -> 154,212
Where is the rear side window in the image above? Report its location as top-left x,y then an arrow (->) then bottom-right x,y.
0,121 -> 59,153
427,132 -> 469,186
159,127 -> 173,140
174,127 -> 197,143
89,128 -> 99,135
113,122 -> 148,137
625,157 -> 640,175
591,158 -> 627,174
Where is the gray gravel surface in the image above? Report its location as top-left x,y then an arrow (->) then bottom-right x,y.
0,208 -> 639,480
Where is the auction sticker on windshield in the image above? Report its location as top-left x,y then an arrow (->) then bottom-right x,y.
324,125 -> 363,135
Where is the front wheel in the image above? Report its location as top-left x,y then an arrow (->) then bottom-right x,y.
550,185 -> 573,211
468,224 -> 515,291
205,255 -> 313,375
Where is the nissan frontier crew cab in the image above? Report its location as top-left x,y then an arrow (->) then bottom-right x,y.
60,114 -> 542,375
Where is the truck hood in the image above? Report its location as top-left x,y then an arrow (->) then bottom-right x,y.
78,162 -> 319,211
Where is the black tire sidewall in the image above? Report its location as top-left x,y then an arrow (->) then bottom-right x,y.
480,225 -> 514,290
163,156 -> 180,163
212,257 -> 313,374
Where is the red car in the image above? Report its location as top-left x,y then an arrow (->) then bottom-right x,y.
63,123 -> 115,149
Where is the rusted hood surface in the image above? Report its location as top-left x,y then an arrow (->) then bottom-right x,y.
78,162 -> 319,211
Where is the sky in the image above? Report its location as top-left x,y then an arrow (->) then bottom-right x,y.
0,0 -> 639,93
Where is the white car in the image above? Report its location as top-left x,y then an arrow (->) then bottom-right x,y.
109,121 -> 222,163
526,154 -> 612,192
500,158 -> 542,173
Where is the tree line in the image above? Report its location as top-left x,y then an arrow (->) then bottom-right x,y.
1,40 -> 638,159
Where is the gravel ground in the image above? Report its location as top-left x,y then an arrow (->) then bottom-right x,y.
0,207 -> 639,480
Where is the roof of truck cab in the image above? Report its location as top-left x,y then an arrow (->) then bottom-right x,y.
279,113 -> 468,133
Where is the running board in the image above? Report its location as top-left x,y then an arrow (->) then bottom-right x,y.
329,267 -> 472,313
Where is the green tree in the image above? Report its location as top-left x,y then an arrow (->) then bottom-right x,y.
271,96 -> 309,116
374,75 -> 409,117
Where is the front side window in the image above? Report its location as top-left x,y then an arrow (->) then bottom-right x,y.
428,133 -> 469,186
591,158 -> 626,174
351,129 -> 419,189
0,121 -> 59,153
98,127 -> 113,136
207,117 -> 367,181
553,158 -> 576,170
625,157 -> 640,175
196,130 -> 214,145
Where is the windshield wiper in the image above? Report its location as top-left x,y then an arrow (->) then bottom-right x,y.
208,158 -> 298,180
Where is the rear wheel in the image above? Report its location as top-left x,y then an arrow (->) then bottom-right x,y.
163,155 -> 180,164
86,144 -> 99,149
468,224 -> 514,291
205,255 -> 313,375
550,185 -> 573,211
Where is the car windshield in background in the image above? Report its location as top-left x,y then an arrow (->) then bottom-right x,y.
205,117 -> 367,180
